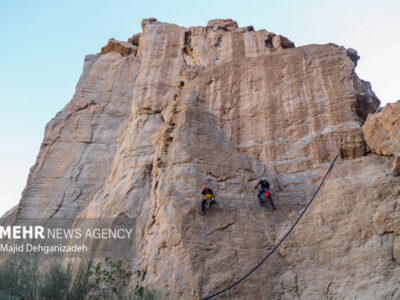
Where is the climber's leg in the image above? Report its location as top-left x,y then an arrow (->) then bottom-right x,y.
206,199 -> 211,208
268,196 -> 276,210
258,189 -> 266,204
200,199 -> 206,215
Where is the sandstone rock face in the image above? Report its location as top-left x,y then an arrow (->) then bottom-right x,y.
8,19 -> 400,299
13,51 -> 137,220
128,33 -> 141,46
392,155 -> 400,176
363,100 -> 400,175
101,38 -> 138,56
363,100 -> 400,155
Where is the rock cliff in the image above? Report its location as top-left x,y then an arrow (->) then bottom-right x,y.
7,19 -> 400,299
363,101 -> 400,175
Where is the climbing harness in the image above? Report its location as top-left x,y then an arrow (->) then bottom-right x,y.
200,155 -> 339,300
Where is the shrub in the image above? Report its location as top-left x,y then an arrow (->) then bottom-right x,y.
124,287 -> 159,300
39,259 -> 92,300
0,254 -> 40,299
89,257 -> 133,299
0,256 -> 158,300
39,263 -> 72,299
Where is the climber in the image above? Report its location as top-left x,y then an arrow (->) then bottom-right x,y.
200,187 -> 216,215
255,177 -> 275,209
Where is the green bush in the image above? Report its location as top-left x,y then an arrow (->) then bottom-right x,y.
0,256 -> 158,300
0,254 -> 40,299
39,260 -> 92,300
39,263 -> 72,299
124,287 -> 159,300
89,257 -> 133,299
69,259 -> 93,299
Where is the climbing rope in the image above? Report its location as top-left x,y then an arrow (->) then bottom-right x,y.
201,154 -> 339,300
198,210 -> 209,299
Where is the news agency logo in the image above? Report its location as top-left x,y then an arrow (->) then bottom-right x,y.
0,226 -> 45,239
0,226 -> 133,240
0,219 -> 136,257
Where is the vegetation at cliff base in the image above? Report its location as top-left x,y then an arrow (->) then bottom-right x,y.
0,256 -> 158,300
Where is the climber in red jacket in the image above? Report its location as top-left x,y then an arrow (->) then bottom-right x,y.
255,177 -> 275,209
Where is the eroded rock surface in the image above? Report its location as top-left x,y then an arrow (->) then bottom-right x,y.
7,19 -> 400,299
363,100 -> 400,175
101,38 -> 138,56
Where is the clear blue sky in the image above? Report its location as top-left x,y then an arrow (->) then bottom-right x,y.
1,0 -> 399,215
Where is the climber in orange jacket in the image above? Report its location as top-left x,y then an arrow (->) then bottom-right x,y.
255,177 -> 275,209
200,187 -> 216,215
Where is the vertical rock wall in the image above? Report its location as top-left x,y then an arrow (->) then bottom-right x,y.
7,19 -> 399,299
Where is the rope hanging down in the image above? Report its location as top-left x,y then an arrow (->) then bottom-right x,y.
201,155 -> 339,300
